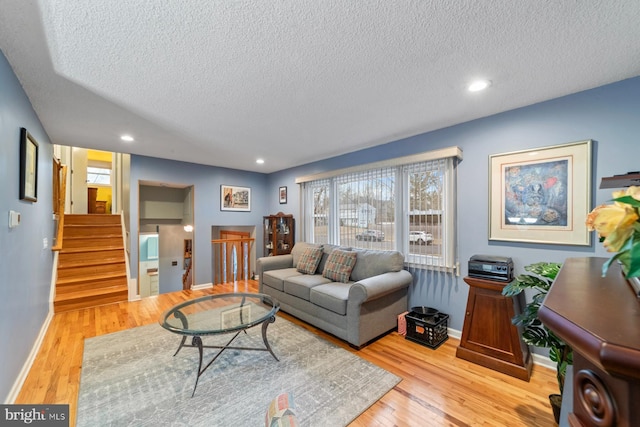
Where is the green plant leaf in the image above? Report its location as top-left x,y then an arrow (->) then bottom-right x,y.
612,195 -> 640,208
627,234 -> 640,278
525,262 -> 562,280
505,262 -> 572,394
602,251 -> 625,277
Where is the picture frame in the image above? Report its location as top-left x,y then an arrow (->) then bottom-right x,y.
488,140 -> 592,245
19,127 -> 38,202
279,186 -> 287,204
220,185 -> 251,211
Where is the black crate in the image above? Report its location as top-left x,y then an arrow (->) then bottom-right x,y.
405,310 -> 449,349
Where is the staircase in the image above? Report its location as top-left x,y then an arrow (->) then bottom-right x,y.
54,214 -> 128,312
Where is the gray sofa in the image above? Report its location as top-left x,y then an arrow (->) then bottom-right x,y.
256,242 -> 412,348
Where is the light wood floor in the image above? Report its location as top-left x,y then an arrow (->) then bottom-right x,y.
16,280 -> 559,426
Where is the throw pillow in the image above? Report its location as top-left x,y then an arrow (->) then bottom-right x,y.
265,393 -> 299,427
322,249 -> 357,283
296,247 -> 324,274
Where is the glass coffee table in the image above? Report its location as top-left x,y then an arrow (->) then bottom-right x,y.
159,292 -> 280,396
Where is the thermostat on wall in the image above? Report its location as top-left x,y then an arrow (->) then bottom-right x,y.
8,210 -> 20,228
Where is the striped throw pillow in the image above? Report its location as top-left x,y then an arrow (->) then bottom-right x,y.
322,249 -> 357,283
296,247 -> 324,274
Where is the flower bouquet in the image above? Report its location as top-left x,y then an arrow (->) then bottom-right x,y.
586,186 -> 640,278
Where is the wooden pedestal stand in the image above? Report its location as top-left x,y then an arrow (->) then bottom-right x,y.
456,276 -> 533,381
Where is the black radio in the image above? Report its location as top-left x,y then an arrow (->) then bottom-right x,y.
468,255 -> 514,282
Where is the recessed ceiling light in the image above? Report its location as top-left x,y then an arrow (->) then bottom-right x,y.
468,80 -> 491,92
256,159 -> 265,164
120,135 -> 134,142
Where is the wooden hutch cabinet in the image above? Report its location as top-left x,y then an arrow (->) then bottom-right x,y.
263,213 -> 294,257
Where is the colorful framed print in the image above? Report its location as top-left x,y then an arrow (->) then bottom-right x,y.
489,140 -> 592,245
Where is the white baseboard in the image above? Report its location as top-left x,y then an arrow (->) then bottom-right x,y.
532,353 -> 555,370
5,310 -> 54,403
447,327 -> 462,340
191,282 -> 213,291
128,278 -> 139,301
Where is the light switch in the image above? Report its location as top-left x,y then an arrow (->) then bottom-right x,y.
9,210 -> 20,228
43,238 -> 48,249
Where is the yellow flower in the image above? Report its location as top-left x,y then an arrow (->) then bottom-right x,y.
588,186 -> 640,278
587,186 -> 640,252
626,185 -> 640,201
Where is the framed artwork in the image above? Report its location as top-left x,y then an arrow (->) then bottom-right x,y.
221,185 -> 251,211
19,127 -> 38,202
488,140 -> 592,245
279,186 -> 287,204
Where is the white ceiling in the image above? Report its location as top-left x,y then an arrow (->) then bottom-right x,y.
1,1 -> 640,173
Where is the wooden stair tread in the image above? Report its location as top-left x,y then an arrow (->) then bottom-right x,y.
63,235 -> 123,240
55,285 -> 128,302
58,259 -> 124,269
64,223 -> 121,227
56,272 -> 127,285
60,246 -> 124,254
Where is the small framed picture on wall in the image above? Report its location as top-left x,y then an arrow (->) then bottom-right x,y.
19,127 -> 38,202
279,186 -> 287,204
220,185 -> 251,211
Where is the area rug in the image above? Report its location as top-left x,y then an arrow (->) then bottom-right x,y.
77,318 -> 400,426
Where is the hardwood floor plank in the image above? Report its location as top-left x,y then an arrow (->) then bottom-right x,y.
15,281 -> 558,426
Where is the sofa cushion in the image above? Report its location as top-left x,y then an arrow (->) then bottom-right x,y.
296,247 -> 324,274
350,249 -> 405,282
310,282 -> 352,315
317,244 -> 351,274
291,242 -> 323,268
263,268 -> 301,291
322,249 -> 357,283
284,274 -> 332,301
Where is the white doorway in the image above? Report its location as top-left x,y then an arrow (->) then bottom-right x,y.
71,147 -> 88,213
138,183 -> 194,296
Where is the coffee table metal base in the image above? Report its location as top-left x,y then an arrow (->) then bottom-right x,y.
173,315 -> 279,397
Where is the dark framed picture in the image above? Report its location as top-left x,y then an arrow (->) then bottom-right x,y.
488,140 -> 592,245
19,127 -> 38,202
221,185 -> 251,211
279,186 -> 287,204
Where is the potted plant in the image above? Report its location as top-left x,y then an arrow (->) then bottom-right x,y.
502,261 -> 573,423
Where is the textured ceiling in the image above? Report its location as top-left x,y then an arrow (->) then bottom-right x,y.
1,1 -> 640,173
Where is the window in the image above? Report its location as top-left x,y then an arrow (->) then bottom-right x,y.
87,166 -> 111,185
303,179 -> 331,244
298,147 -> 461,272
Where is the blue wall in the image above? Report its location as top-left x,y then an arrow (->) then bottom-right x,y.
267,76 -> 640,335
128,155 -> 268,285
0,50 -> 54,401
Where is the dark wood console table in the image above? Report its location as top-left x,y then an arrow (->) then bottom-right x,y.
456,276 -> 532,381
539,257 -> 640,427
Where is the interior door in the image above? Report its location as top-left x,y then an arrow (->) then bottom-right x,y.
71,147 -> 88,213
220,230 -> 250,282
158,225 -> 187,294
